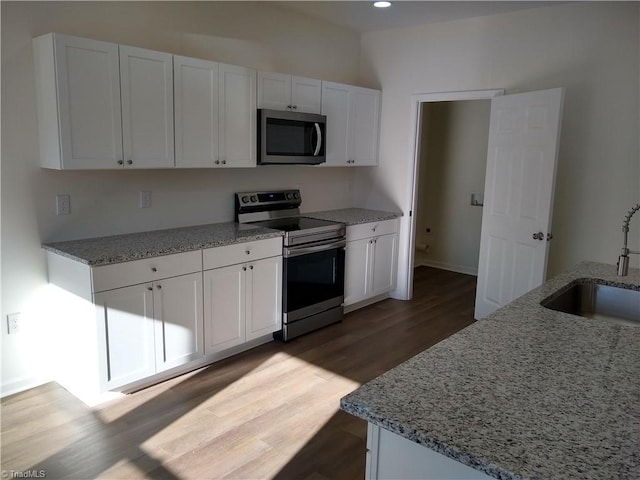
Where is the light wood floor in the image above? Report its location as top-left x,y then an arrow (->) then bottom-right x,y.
1,267 -> 476,479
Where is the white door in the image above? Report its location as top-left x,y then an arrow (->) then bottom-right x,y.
246,257 -> 283,341
475,88 -> 564,319
321,81 -> 350,166
218,63 -> 256,167
120,45 -> 174,168
370,234 -> 398,297
203,264 -> 245,354
291,76 -> 322,114
257,71 -> 291,111
351,86 -> 381,166
153,273 -> 203,372
174,56 -> 219,168
344,238 -> 372,305
53,34 -> 123,169
95,284 -> 155,390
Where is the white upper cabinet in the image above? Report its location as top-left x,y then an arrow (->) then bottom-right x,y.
174,56 -> 219,168
258,71 -> 322,114
33,33 -> 174,169
33,33 -> 124,169
219,63 -> 257,168
119,46 -> 174,168
321,81 -> 381,167
175,57 -> 256,168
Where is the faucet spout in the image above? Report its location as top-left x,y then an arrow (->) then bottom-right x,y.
617,203 -> 640,276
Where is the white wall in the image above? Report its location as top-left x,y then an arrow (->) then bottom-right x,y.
416,101 -> 490,275
354,2 -> 640,299
0,1 -> 362,395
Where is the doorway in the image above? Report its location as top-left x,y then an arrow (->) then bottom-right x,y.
404,90 -> 503,301
414,100 -> 491,276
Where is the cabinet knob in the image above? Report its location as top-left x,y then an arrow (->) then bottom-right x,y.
151,267 -> 157,272
245,250 -> 251,255
372,225 -> 377,232
147,286 -> 153,291
292,105 -> 297,110
287,105 -> 292,109
214,160 -> 220,165
117,160 -> 124,165
243,266 -> 247,271
127,160 -> 133,165
249,265 -> 254,270
221,160 -> 227,165
156,284 -> 162,290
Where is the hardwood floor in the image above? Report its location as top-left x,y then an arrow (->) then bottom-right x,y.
1,267 -> 476,479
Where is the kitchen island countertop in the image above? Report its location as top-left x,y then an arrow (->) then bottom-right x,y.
42,222 -> 283,266
340,261 -> 640,480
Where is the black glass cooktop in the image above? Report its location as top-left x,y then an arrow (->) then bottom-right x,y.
252,216 -> 341,233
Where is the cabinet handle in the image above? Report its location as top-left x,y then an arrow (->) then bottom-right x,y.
151,267 -> 157,272
287,105 -> 292,110
127,160 -> 133,165
117,160 -> 123,165
292,105 -> 297,110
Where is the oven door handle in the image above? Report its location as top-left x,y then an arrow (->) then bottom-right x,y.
284,239 -> 346,258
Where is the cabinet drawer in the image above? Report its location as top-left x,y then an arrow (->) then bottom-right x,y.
203,237 -> 282,270
92,250 -> 202,292
346,218 -> 398,242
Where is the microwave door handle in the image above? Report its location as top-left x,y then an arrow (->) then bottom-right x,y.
313,123 -> 322,156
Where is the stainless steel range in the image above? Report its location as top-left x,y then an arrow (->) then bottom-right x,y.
235,189 -> 346,341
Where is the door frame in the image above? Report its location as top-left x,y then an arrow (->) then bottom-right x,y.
403,89 -> 504,300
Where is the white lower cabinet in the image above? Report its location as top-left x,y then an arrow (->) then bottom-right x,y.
344,219 -> 399,307
366,423 -> 491,480
95,271 -> 203,390
204,255 -> 282,355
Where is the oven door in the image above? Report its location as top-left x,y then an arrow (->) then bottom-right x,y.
283,241 -> 345,323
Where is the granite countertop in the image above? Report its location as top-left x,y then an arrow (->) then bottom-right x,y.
42,222 -> 283,266
303,207 -> 402,226
340,261 -> 640,480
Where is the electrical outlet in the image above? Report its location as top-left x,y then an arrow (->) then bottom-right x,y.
56,194 -> 71,215
7,313 -> 21,334
140,191 -> 151,209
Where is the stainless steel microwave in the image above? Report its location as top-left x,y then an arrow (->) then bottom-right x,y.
258,109 -> 326,165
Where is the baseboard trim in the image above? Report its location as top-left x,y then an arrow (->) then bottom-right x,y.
414,260 -> 478,277
1,376 -> 51,399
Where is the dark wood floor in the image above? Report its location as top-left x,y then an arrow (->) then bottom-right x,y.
1,267 -> 476,479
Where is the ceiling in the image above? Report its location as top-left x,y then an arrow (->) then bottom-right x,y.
272,1 -> 563,33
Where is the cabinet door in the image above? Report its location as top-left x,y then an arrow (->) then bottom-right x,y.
351,87 -> 381,166
370,234 -> 397,297
344,238 -> 372,306
174,56 -> 219,168
257,71 -> 291,111
95,284 -> 155,390
218,63 -> 256,168
291,76 -> 322,114
43,34 -> 123,169
120,46 -> 174,168
203,264 -> 245,354
321,81 -> 351,166
246,256 -> 282,341
153,273 -> 204,372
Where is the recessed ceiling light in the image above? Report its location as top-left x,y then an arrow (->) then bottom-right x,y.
374,1 -> 391,8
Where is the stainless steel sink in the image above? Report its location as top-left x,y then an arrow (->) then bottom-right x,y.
542,282 -> 640,327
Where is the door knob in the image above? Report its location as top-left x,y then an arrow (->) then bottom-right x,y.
532,232 -> 544,241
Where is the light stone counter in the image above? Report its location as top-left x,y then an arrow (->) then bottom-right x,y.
303,207 -> 402,226
42,222 -> 283,266
340,261 -> 640,480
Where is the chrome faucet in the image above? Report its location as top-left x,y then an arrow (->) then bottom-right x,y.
617,203 -> 640,276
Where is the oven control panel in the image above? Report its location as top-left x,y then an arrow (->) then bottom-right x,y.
236,189 -> 300,206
